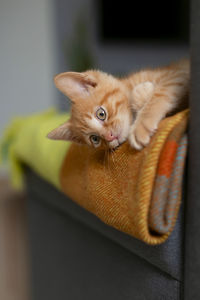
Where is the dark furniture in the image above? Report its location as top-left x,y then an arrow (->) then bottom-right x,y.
26,169 -> 184,300
184,0 -> 200,298
25,1 -> 200,298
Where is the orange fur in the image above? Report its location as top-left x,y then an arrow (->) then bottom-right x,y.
48,59 -> 190,150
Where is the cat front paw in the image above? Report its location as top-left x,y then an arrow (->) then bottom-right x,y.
128,118 -> 158,150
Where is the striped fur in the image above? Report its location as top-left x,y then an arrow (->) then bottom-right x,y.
48,60 -> 190,150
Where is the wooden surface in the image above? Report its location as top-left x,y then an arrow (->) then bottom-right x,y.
0,176 -> 30,300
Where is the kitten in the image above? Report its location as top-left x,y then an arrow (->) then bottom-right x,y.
48,60 -> 189,150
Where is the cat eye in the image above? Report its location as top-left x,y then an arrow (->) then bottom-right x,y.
90,135 -> 101,145
96,107 -> 106,121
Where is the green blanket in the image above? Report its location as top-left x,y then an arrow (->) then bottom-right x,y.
0,109 -> 70,188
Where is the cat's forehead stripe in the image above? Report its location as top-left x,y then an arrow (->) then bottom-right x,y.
100,88 -> 120,106
85,116 -> 103,131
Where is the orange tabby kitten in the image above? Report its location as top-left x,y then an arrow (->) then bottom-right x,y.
48,60 -> 189,150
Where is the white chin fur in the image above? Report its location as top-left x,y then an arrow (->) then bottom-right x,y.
109,139 -> 120,149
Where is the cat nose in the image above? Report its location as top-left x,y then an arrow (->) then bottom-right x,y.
104,132 -> 117,142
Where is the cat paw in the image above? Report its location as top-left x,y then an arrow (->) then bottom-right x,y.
128,118 -> 158,150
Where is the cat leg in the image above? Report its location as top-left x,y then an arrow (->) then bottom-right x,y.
130,81 -> 155,111
128,98 -> 173,150
128,60 -> 189,149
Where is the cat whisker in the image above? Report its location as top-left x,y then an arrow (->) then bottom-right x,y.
108,148 -> 117,171
103,148 -> 108,174
111,151 -> 116,169
106,152 -> 112,174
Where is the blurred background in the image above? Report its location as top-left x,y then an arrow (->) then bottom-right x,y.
0,0 -> 189,299
0,0 -> 189,137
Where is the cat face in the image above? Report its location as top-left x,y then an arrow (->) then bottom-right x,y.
48,70 -> 133,149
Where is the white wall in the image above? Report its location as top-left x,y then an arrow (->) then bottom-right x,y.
0,0 -> 57,137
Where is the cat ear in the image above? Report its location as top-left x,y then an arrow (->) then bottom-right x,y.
54,72 -> 97,102
131,81 -> 154,110
47,122 -> 73,141
47,122 -> 83,143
